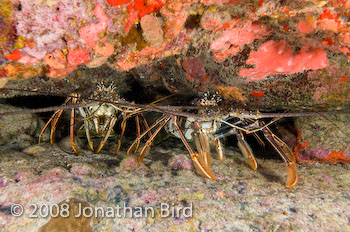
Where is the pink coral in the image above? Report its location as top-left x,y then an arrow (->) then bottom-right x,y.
341,31 -> 350,44
163,12 -> 188,40
160,0 -> 190,40
46,65 -> 77,78
298,148 -> 330,161
140,15 -> 164,48
201,11 -> 225,31
239,40 -> 329,81
344,146 -> 350,158
115,45 -> 166,70
14,0 -> 92,59
168,155 -> 192,170
203,0 -> 242,5
297,21 -> 315,34
119,156 -> 148,171
79,4 -> 110,48
86,56 -> 109,68
160,0 -> 185,16
212,46 -> 240,63
94,42 -> 114,57
44,50 -> 66,69
139,189 -> 157,204
44,50 -> 78,78
67,48 -> 90,66
123,8 -> 139,34
70,163 -> 97,176
18,55 -> 39,65
317,9 -> 343,32
210,20 -> 269,62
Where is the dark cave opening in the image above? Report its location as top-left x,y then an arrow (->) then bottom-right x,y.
1,94 -> 297,161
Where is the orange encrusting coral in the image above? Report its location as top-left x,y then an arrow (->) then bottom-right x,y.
317,9 -> 343,32
239,40 -> 329,81
216,22 -> 231,32
2,63 -> 39,80
44,50 -> 66,70
44,49 -> 89,78
123,0 -> 165,33
160,0 -> 192,40
127,0 -> 165,18
201,10 -> 226,31
210,20 -> 270,63
323,150 -> 350,163
115,45 -> 167,70
4,64 -> 17,76
67,48 -> 91,66
106,0 -> 132,6
163,12 -> 188,40
140,15 -> 164,48
339,76 -> 347,82
5,49 -> 22,61
258,0 -> 264,7
94,43 -> 114,57
250,90 -> 264,98
297,20 -> 315,34
17,55 -> 39,65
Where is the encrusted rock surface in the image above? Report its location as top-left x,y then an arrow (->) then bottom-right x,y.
0,116 -> 350,231
0,0 -> 350,112
294,114 -> 350,162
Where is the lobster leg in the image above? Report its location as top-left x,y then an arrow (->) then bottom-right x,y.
77,107 -> 94,152
70,96 -> 79,155
127,114 -> 169,156
214,138 -> 224,161
173,116 -> 216,180
95,117 -> 118,153
39,97 -> 72,144
39,112 -> 57,143
253,132 -> 266,152
137,116 -> 171,164
236,130 -> 258,171
100,117 -> 111,134
93,117 -> 100,135
50,110 -> 65,144
140,114 -> 153,138
84,120 -> 94,151
134,115 -> 141,153
194,132 -> 211,167
115,112 -> 128,154
261,125 -> 298,189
